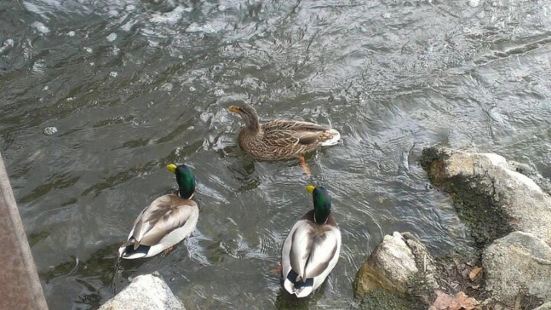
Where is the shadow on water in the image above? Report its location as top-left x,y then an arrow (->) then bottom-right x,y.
274,284 -> 326,310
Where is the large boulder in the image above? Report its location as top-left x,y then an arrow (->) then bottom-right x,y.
420,147 -> 551,245
483,231 -> 551,305
99,274 -> 184,310
354,232 -> 438,304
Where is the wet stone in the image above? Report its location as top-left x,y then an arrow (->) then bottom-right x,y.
43,127 -> 58,136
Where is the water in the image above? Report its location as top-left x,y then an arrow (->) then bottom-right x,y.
1,0 -> 551,308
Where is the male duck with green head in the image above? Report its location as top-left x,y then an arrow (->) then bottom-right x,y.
118,163 -> 199,259
281,184 -> 342,297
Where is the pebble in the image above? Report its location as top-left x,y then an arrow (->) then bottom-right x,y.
43,127 -> 58,136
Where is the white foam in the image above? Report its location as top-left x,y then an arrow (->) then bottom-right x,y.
106,32 -> 117,42
67,31 -> 75,37
110,71 -> 118,78
150,6 -> 187,25
84,47 -> 93,53
0,39 -> 14,54
121,21 -> 135,32
32,21 -> 50,34
468,0 -> 480,7
161,83 -> 173,92
32,60 -> 45,73
187,22 -> 216,33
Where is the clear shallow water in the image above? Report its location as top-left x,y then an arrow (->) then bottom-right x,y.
1,0 -> 551,308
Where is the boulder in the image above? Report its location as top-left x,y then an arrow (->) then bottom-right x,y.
99,274 -> 184,310
483,231 -> 551,305
420,147 -> 551,245
354,232 -> 438,303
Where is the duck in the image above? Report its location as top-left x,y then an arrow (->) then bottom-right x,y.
281,184 -> 341,298
118,164 -> 199,259
228,103 -> 340,175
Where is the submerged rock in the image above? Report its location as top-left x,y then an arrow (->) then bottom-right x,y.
483,231 -> 551,305
99,274 -> 184,310
354,232 -> 438,304
420,147 -> 551,245
43,126 -> 58,136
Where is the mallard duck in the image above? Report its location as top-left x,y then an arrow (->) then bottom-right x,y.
281,185 -> 341,298
228,103 -> 340,175
118,164 -> 199,259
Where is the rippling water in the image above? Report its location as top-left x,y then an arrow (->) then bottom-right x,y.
2,0 -> 551,308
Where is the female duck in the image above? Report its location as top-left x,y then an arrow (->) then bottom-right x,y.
118,164 -> 199,259
228,103 -> 340,174
281,185 -> 341,297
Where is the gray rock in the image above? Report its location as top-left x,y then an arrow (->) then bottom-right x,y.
354,232 -> 438,303
420,147 -> 551,245
483,231 -> 551,305
535,302 -> 551,310
508,160 -> 551,196
99,274 -> 184,310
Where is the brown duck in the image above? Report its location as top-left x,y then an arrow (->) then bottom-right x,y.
228,103 -> 340,175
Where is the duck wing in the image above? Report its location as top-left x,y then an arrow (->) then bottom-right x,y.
263,120 -> 335,147
129,194 -> 197,248
288,221 -> 340,281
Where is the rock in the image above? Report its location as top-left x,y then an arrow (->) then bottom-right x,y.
99,274 -> 184,310
508,160 -> 551,196
535,302 -> 551,310
482,231 -> 551,306
43,126 -> 58,136
429,290 -> 478,310
420,147 -> 551,245
354,232 -> 438,303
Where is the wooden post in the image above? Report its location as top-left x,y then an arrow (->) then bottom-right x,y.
0,153 -> 48,309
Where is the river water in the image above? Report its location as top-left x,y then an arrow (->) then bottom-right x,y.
1,0 -> 551,309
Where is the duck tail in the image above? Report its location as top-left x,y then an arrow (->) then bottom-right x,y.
283,270 -> 314,298
320,129 -> 341,146
118,243 -> 150,259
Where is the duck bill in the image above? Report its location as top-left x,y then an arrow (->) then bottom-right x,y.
228,105 -> 240,113
167,163 -> 177,173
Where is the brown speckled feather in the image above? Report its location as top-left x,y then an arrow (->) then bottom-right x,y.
239,119 -> 338,161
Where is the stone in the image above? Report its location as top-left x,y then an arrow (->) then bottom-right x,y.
535,302 -> 551,310
483,231 -> 551,305
420,147 -> 551,245
354,232 -> 438,303
99,274 -> 184,310
43,127 -> 58,136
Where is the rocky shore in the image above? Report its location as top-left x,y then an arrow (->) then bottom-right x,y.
355,147 -> 551,309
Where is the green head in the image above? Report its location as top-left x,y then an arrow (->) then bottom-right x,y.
167,163 -> 196,199
306,184 -> 332,224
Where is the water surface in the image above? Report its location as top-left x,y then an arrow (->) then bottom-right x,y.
1,0 -> 551,308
